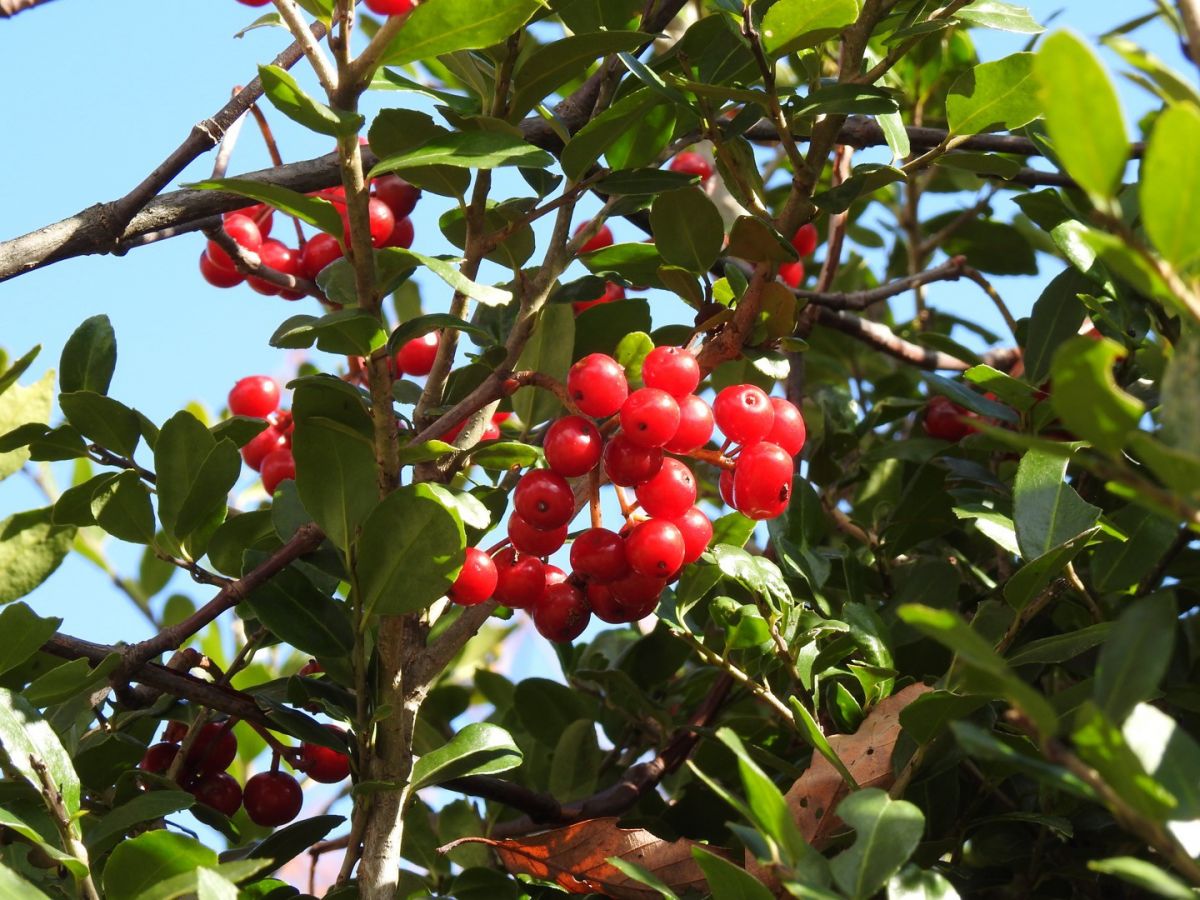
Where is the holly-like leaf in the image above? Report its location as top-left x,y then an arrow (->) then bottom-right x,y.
510,31 -> 652,119
257,64 -> 363,137
411,723 -> 523,790
1012,449 -> 1101,559
0,686 -> 80,817
59,314 -> 116,396
189,178 -> 344,238
760,0 -> 859,57
1095,592 -> 1176,725
369,132 -> 553,176
946,53 -> 1040,135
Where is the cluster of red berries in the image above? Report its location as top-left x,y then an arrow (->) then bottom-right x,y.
236,0 -> 412,14
139,719 -> 350,827
443,346 -> 806,642
228,375 -> 296,494
780,222 -> 818,289
199,174 -> 420,298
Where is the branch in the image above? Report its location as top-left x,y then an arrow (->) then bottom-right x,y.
204,226 -> 324,299
31,757 -> 100,900
817,307 -> 970,371
794,256 -> 970,310
1178,0 -> 1200,75
0,0 -> 56,16
272,0 -> 338,94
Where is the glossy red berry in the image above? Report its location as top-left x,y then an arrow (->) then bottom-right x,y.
243,772 -> 303,827
573,281 -> 625,315
620,389 -> 680,449
603,433 -> 663,487
298,233 -> 344,281
236,0 -> 271,6
669,151 -> 713,182
395,333 -> 439,377
227,204 -> 273,237
767,397 -> 806,456
672,506 -> 713,564
514,470 -> 575,530
625,519 -> 685,578
207,213 -> 263,271
641,346 -> 700,398
544,416 -> 602,477
570,528 -> 630,583
247,240 -> 301,297
779,261 -> 805,288
635,458 -> 697,519
792,222 -> 818,257
732,442 -> 793,520
713,384 -> 774,445
586,582 -> 636,624
448,547 -> 498,606
189,772 -> 242,817
364,0 -> 414,14
568,354 -> 629,419
199,251 -> 244,288
139,742 -> 179,774
162,721 -> 189,743
242,425 -> 289,472
186,722 -> 238,776
373,174 -> 421,219
609,571 -> 668,610
383,216 -> 414,250
482,421 -> 501,441
229,376 -> 280,419
299,729 -> 352,783
665,394 -> 714,453
493,548 -> 545,609
340,197 -> 395,248
544,565 -> 568,587
508,513 -> 568,557
925,395 -> 975,441
719,468 -> 736,507
533,581 -> 591,642
575,221 -> 614,254
297,659 -> 323,676
261,448 -> 296,495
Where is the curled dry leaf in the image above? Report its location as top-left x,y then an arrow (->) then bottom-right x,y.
439,816 -> 723,899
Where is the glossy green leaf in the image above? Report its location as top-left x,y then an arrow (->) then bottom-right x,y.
1140,102 -> 1200,270
0,602 -> 60,676
649,187 -> 724,273
0,686 -> 80,816
387,313 -> 493,354
956,1 -> 1043,33
188,178 -> 343,237
947,53 -> 1040,135
90,470 -> 155,544
1012,449 -> 1101,559
469,441 -> 541,470
411,722 -> 523,790
102,831 -> 217,900
59,390 -> 139,457
1049,336 -> 1143,454
378,0 -> 543,69
271,311 -> 388,356
561,89 -> 666,181
793,83 -> 898,118
1095,592 -> 1176,724
134,861 -> 271,900
370,132 -> 553,177
1072,700 -> 1176,820
85,790 -> 195,853
0,507 -> 74,604
381,249 -> 513,307
0,864 -> 49,899
693,846 -> 775,900
1087,857 -> 1195,900
761,0 -> 859,57
830,789 -> 925,900
155,412 -> 239,550
597,168 -> 699,196
513,304 -> 575,428
60,314 -> 116,395
952,721 -> 1095,799
0,370 -> 53,482
789,697 -> 859,790
224,814 -> 343,876
580,242 -> 665,288
715,728 -> 810,864
899,691 -> 990,744
725,216 -> 798,264
1023,268 -> 1091,383
258,64 -> 363,137
1003,530 -> 1096,610
242,564 -> 354,659
1123,702 -> 1200,821
603,98 -> 677,174
1006,622 -> 1111,666
510,31 -> 651,118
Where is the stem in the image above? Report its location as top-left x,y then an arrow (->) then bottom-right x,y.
271,0 -> 338,94
31,757 -> 100,900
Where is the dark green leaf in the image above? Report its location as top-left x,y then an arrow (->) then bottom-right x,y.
510,31 -> 651,118
561,89 -> 666,181
411,723 -> 523,790
370,132 -> 553,176
91,470 -> 156,544
59,390 -> 139,457
0,603 -> 60,677
0,508 -> 75,604
222,815 -> 343,876
378,0 -> 543,69
513,304 -> 575,428
258,64 -> 363,137
271,311 -> 388,356
103,831 -> 218,900
1095,592 -> 1175,724
1050,336 -> 1143,454
649,187 -> 725,273
60,315 -> 116,395
388,313 -> 493,354
1012,449 -> 1101,559
188,178 -> 343,238
693,846 -> 775,900
830,789 -> 925,900
1023,268 -> 1091,384
242,564 -> 354,659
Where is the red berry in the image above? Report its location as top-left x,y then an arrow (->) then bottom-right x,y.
186,723 -> 238,776
261,448 -> 296,495
383,216 -> 415,249
236,0 -> 272,6
206,213 -> 263,271
189,772 -> 242,817
448,547 -> 498,606
298,659 -> 323,676
298,233 -> 344,281
508,513 -> 568,557
609,571 -> 668,610
373,174 -> 421,219
227,204 -> 273,237
635,458 -> 697,519
299,728 -> 352,783
767,397 -> 806,456
603,433 -> 663,487
713,385 -> 774,445
791,222 -> 818,257
395,333 -> 439,377
544,416 -> 602,477
364,0 -> 414,14
242,425 -> 289,472
162,721 -> 189,743
625,519 -> 685,578
573,281 -> 626,315
668,151 -> 713,182
568,354 -> 629,419
925,395 -> 975,441
243,772 -> 303,827
493,548 -> 545,609
340,197 -> 395,248
672,507 -> 713,564
533,581 -> 591,642
514,470 -> 575,530
641,346 -> 700,398
732,442 -> 793,520
544,565 -> 568,587
779,261 -> 805,288
586,582 -> 637,624
199,251 -> 244,288
570,528 -> 630,583
719,468 -> 736,507
248,240 -> 302,298
229,376 -> 280,419
665,394 -> 714,453
620,388 -> 680,449
575,221 -> 614,254
482,421 -> 501,441
139,742 -> 179,774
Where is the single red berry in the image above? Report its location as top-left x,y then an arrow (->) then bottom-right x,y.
568,354 -> 629,419
243,772 -> 303,827
242,425 -> 289,472
493,548 -> 545,609
609,571 -> 668,610
544,565 -> 568,587
482,421 -> 501,441
665,394 -> 714,453
514,470 -> 575,530
236,0 -> 272,6
271,409 -> 294,443
767,397 -> 806,456
162,721 -> 189,743
779,261 -> 805,288
672,506 -> 713,564
383,216 -> 415,249
248,240 -> 302,298
229,376 -> 281,419
925,395 -> 975,441
713,384 -> 775,445
186,722 -> 238,776
261,448 -> 296,495
586,582 -> 637,624
641,346 -> 700,398
199,251 -> 244,288
298,659 -> 323,676
620,388 -> 680,449
533,581 -> 591,642
575,220 -> 614,254
732,442 -> 793,520
603,433 -> 664,487
573,281 -> 626,315
299,728 -> 352,783
227,204 -> 273,237
668,151 -> 713,182
791,222 -> 818,257
719,468 -> 736,507
625,519 -> 686,578
189,772 -> 242,817
339,197 -> 395,248
206,213 -> 263,271
508,513 -> 568,557
635,458 -> 697,519
139,742 -> 179,774
570,528 -> 630,583
298,233 -> 344,281
544,416 -> 602,477
448,547 -> 498,606
372,174 -> 421,218
395,333 -> 439,377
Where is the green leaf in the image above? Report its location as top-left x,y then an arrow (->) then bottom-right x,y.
726,216 -> 798,264
224,814 -> 343,876
91,470 -> 156,544
952,721 -> 1095,800
1035,31 -> 1129,200
1140,102 -> 1200,270
561,89 -> 666,181
1023,268 -> 1091,384
1095,592 -> 1176,724
650,187 -> 725,274
469,441 -> 541,470
692,846 -> 775,900
887,865 -> 963,899
956,1 -> 1043,33
257,64 -> 363,137
510,31 -> 651,119
85,790 -> 195,853
0,602 -> 60,676
356,484 -> 466,619
830,789 -> 925,900
379,0 -> 543,69
792,83 -> 898,118
548,719 -> 601,801
60,315 -> 116,395
0,370 -> 53,483
0,864 -> 49,899
789,697 -> 859,790
899,691 -> 990,744
1123,702 -> 1200,821
0,345 -> 40,396
603,96 -> 677,174
1003,530 -> 1096,610
1006,622 -> 1111,666
242,564 -> 354,659
369,131 -> 553,177
387,313 -> 493,354
597,169 -> 699,197
102,831 -> 218,900
1050,336 -> 1143,454
513,304 -> 575,428
0,686 -> 80,816
1072,700 -> 1176,820
0,507 -> 75,604
946,53 -> 1040,136
1087,857 -> 1195,900
1012,449 -> 1101,559
877,111 -> 911,160
605,858 -> 680,900
271,311 -> 388,356
155,413 -> 239,550
411,722 -> 523,790
189,178 -> 343,238
59,390 -> 139,457
381,249 -> 513,307
580,242 -> 666,288
761,0 -> 859,57
715,728 -> 810,864
921,373 -> 1018,423
134,861 -> 272,900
